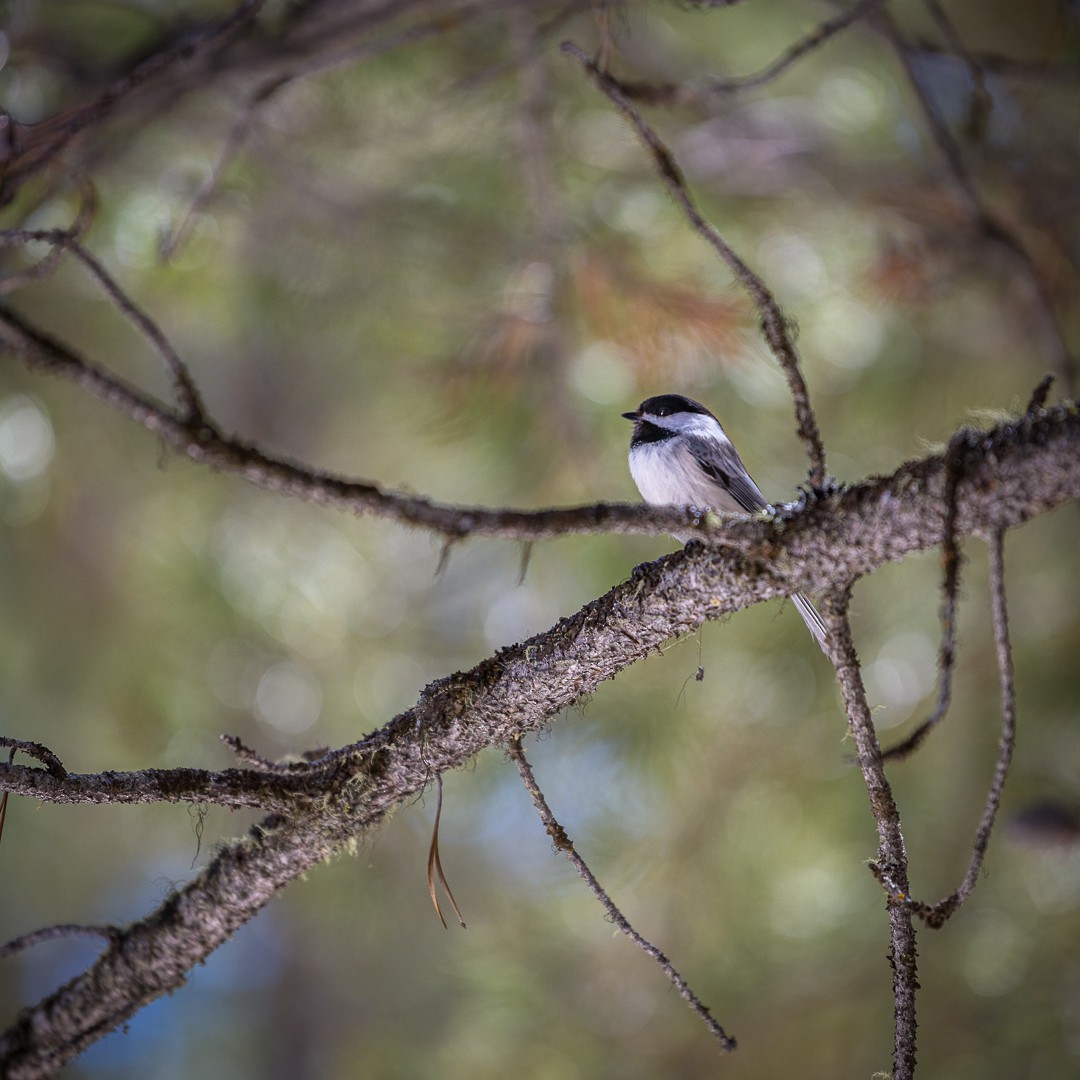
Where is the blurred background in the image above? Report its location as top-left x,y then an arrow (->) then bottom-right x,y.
1,1 -> 1079,1076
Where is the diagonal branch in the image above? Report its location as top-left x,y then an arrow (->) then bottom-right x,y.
506,736 -> 735,1052
162,0 -> 509,259
922,0 -> 992,141
2,230 -> 208,422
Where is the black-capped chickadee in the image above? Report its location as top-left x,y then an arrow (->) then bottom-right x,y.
622,393 -> 827,650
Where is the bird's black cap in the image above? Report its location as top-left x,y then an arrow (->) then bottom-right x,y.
621,394 -> 714,421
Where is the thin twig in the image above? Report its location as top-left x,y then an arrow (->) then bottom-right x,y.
0,924 -> 119,961
62,239 -> 207,423
620,0 -> 887,104
562,40 -> 827,488
872,529 -> 1019,929
921,530 -> 1017,926
0,178 -> 97,297
163,3 -> 494,259
0,736 -> 67,778
1026,373 -> 1055,414
710,0 -> 888,93
506,736 -> 736,1052
219,733 -> 320,774
875,11 -> 978,202
159,101 -> 262,263
882,435 -> 965,761
0,229 -> 207,422
922,0 -> 992,142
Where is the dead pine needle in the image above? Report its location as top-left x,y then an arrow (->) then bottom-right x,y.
517,541 -> 534,585
427,774 -> 466,929
434,539 -> 455,579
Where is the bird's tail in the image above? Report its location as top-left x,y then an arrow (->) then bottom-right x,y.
792,593 -> 828,653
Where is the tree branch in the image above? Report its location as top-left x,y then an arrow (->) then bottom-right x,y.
821,590 -> 918,1080
0,299 -> 707,542
613,0 -> 888,104
507,736 -> 735,1052
881,434 -> 965,761
0,756 -> 320,811
884,530 -> 1019,930
1,391 -> 1077,1073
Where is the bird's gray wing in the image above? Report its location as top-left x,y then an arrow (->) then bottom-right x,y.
685,434 -> 828,650
683,433 -> 769,514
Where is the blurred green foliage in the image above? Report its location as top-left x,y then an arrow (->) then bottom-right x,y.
1,1 -> 1080,1077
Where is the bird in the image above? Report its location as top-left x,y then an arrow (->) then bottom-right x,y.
622,393 -> 827,650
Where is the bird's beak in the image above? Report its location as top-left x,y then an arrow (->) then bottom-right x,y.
621,410 -> 639,421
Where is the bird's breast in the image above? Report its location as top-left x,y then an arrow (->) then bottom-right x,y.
628,441 -> 746,514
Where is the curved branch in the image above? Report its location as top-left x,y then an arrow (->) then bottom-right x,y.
614,0 -> 888,104
507,737 -> 735,1051
0,737 -> 67,778
2,231 -> 208,422
0,300 -> 771,542
0,926 -> 119,963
